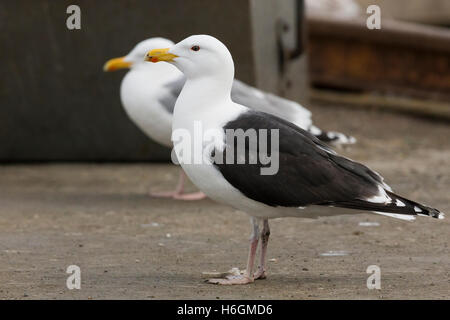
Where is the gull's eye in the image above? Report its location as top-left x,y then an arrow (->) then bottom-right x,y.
191,45 -> 200,52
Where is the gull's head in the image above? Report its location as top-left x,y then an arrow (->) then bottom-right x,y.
103,37 -> 175,72
145,35 -> 234,81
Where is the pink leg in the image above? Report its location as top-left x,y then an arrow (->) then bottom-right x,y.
172,191 -> 207,201
208,218 -> 260,285
149,169 -> 206,200
254,219 -> 270,280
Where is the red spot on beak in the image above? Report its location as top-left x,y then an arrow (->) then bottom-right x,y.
151,57 -> 158,63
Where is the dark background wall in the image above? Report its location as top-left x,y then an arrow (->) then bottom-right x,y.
0,0 -> 257,161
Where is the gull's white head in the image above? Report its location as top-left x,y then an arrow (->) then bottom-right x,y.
145,35 -> 234,83
103,37 -> 175,72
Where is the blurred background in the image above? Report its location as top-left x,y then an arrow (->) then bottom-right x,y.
1,0 -> 449,162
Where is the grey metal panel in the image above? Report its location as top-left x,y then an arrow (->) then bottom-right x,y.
0,0 -> 255,161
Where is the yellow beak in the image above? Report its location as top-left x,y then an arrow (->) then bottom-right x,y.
103,57 -> 132,72
145,48 -> 178,63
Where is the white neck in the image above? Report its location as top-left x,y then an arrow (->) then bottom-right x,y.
192,76 -> 231,101
172,77 -> 247,136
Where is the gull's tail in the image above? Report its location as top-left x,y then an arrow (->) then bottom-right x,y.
325,191 -> 444,221
308,125 -> 356,146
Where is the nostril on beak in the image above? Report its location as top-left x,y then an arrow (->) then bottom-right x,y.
146,55 -> 158,63
145,53 -> 156,62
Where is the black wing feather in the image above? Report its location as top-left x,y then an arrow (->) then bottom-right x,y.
214,111 -> 379,207
213,111 -> 442,219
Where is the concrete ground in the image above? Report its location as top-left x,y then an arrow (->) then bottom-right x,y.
0,103 -> 449,299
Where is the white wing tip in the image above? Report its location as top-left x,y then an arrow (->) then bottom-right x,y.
329,132 -> 357,145
373,211 -> 416,221
366,186 -> 392,204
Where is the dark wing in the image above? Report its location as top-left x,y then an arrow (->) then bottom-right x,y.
212,111 -> 443,218
213,111 -> 442,218
214,110 -> 380,208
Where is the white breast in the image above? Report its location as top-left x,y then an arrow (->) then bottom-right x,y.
171,92 -> 278,217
